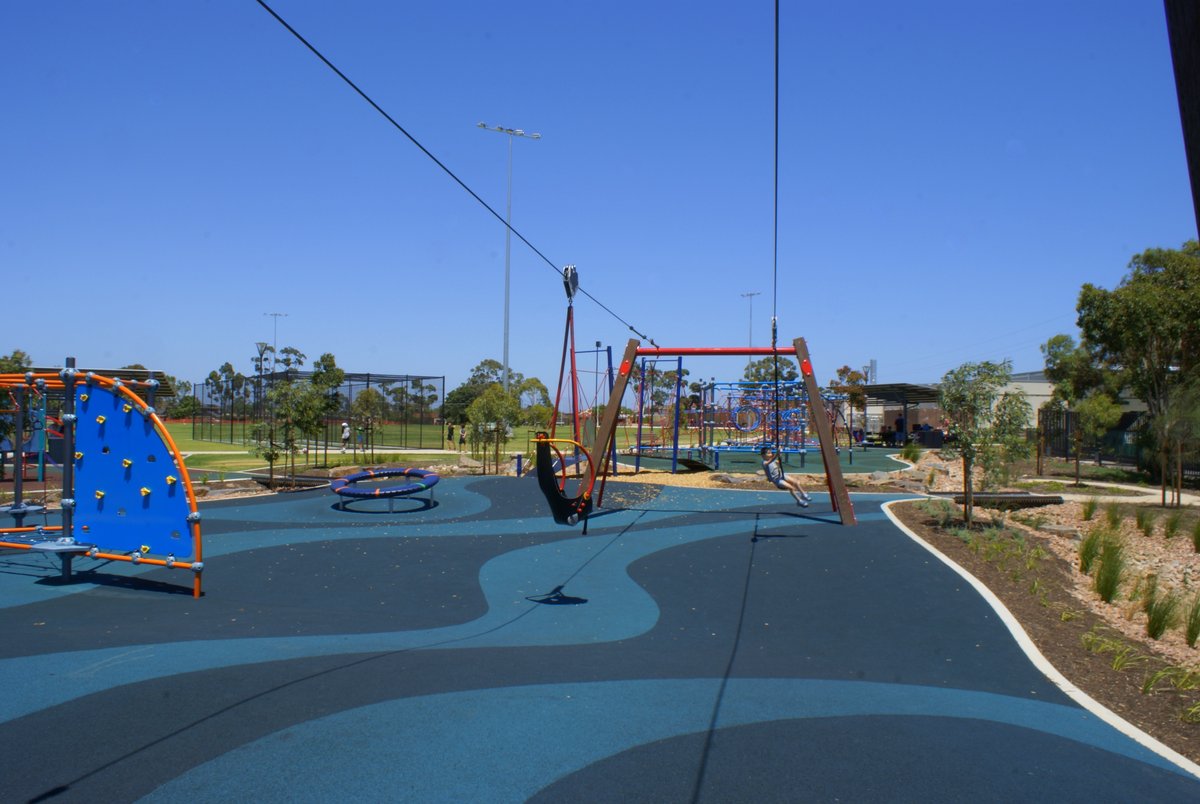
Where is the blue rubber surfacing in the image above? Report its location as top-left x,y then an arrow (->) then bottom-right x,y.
0,477 -> 1196,801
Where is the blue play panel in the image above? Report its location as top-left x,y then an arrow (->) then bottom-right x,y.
73,382 -> 195,558
0,477 -> 1196,800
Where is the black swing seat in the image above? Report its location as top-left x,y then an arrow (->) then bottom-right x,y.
534,435 -> 593,526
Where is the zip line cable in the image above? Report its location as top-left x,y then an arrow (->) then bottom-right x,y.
771,0 -> 782,443
253,0 -> 655,345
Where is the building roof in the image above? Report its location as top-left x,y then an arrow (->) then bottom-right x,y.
863,383 -> 941,406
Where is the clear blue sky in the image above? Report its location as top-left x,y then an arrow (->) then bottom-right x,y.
3,1 -> 1194,396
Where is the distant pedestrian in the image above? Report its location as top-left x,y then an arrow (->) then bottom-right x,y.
447,423 -> 455,449
341,422 -> 350,453
459,425 -> 467,452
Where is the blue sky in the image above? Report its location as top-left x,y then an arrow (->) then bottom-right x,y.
3,1 -> 1194,397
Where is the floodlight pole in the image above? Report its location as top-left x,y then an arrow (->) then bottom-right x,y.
740,291 -> 760,372
478,122 -> 541,392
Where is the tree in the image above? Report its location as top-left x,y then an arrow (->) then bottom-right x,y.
743,357 -> 798,384
1076,240 -> 1200,504
1041,334 -> 1121,485
828,365 -> 867,419
351,387 -> 388,459
516,377 -> 550,409
444,360 -> 529,423
467,384 -> 520,473
0,350 -> 33,481
0,350 -> 32,373
939,360 -> 1032,526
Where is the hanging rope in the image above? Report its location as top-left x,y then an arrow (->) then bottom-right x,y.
770,0 -> 782,447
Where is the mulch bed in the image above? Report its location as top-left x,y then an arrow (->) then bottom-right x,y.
889,500 -> 1200,765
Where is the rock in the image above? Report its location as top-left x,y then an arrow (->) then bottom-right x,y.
870,471 -> 891,481
1039,523 -> 1082,540
711,473 -> 744,485
458,455 -> 482,468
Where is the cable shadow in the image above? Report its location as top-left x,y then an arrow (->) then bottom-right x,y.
690,515 -> 759,802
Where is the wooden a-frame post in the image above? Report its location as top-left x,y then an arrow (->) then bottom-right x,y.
793,337 -> 857,526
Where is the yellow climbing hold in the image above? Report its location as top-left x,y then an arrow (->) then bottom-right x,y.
96,415 -> 106,425
166,475 -> 177,485
122,403 -> 133,413
140,487 -> 152,497
122,458 -> 133,468
94,490 -> 105,499
80,393 -> 89,402
75,452 -> 84,460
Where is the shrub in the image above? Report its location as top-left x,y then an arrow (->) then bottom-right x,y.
1104,502 -> 1122,529
1187,593 -> 1200,649
900,440 -> 920,463
1081,497 -> 1098,521
1078,528 -> 1103,575
1163,510 -> 1182,540
1146,587 -> 1181,640
1135,508 -> 1156,538
1093,534 -> 1126,604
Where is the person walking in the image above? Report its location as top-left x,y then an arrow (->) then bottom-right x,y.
760,445 -> 811,507
341,422 -> 350,453
447,423 -> 455,450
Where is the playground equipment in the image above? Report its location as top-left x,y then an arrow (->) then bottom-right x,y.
330,467 -> 439,511
626,375 -> 853,473
0,360 -> 204,597
534,267 -> 857,527
533,432 -> 593,527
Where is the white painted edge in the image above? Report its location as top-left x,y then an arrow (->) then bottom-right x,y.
882,499 -> 1200,781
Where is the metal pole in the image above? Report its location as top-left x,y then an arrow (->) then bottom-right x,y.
503,133 -> 512,392
477,123 -> 540,393
61,359 -> 76,539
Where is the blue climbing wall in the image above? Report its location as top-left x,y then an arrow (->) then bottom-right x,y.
73,383 -> 196,558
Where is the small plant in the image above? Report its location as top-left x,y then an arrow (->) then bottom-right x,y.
1163,510 -> 1182,540
1081,497 -> 1098,521
900,440 -> 920,463
1183,701 -> 1200,724
1078,529 -> 1103,575
1143,667 -> 1176,695
1093,534 -> 1126,604
1060,608 -> 1081,622
1187,593 -> 1200,649
1110,644 -> 1147,672
1140,574 -> 1159,614
1145,587 -> 1181,640
1135,508 -> 1156,538
1104,502 -> 1122,529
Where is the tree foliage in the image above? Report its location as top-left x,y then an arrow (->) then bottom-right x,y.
1040,333 -> 1122,485
828,365 -> 867,414
1076,240 -> 1200,503
444,359 -> 532,424
743,357 -> 798,384
0,350 -> 32,373
939,360 -> 1031,525
467,384 -> 521,473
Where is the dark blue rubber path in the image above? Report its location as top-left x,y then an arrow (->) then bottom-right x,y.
1,477 -> 1196,802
